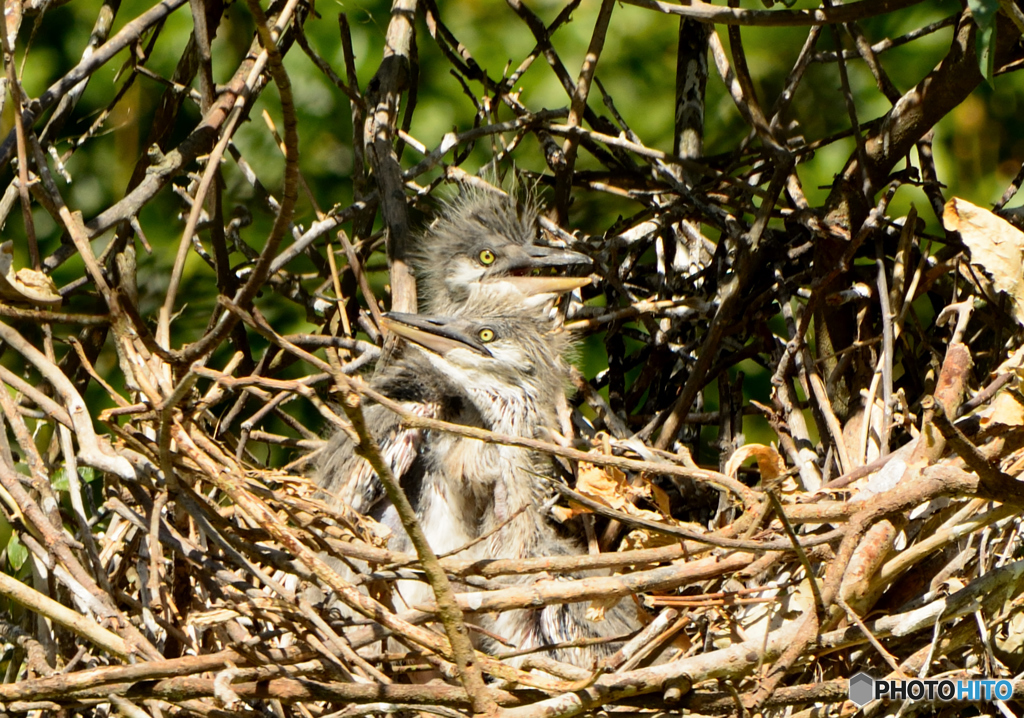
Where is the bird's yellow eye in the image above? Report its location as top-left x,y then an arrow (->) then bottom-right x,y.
478,328 -> 495,343
478,249 -> 496,265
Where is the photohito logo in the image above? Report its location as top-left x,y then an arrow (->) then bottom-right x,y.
848,673 -> 1013,706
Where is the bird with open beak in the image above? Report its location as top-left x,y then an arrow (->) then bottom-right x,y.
413,189 -> 592,315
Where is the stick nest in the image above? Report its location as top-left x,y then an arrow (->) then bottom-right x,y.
2,1 -> 1024,716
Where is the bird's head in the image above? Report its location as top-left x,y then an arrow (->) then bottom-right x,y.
413,191 -> 591,313
381,303 -> 569,400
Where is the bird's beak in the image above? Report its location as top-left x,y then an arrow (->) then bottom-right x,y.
498,246 -> 593,296
525,244 -> 593,268
382,313 -> 493,357
501,274 -> 592,295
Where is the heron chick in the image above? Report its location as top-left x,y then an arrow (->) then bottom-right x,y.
413,190 -> 592,315
317,300 -> 638,666
317,302 -> 566,577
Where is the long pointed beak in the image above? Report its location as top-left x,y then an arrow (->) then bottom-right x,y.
495,246 -> 592,297
525,244 -> 593,268
382,313 -> 493,357
500,245 -> 592,275
500,274 -> 591,295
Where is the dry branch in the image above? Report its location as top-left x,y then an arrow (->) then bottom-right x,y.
0,0 -> 1023,716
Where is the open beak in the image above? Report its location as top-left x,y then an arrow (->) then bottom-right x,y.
498,246 -> 593,296
525,244 -> 592,268
501,274 -> 591,295
382,313 -> 493,357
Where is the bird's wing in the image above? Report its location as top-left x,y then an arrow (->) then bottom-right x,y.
315,402 -> 438,516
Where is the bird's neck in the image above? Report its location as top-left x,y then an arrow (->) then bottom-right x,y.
467,382 -> 545,435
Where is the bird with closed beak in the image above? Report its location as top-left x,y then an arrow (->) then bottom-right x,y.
318,296 -> 638,666
316,191 -> 636,667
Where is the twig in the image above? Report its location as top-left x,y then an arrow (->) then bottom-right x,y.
552,0 -> 615,222
335,388 -> 496,715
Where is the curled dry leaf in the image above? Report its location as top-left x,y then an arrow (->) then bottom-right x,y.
979,390 -> 1024,428
724,443 -> 794,493
973,364 -> 1024,429
620,526 -> 679,552
938,576 -> 966,595
716,574 -> 814,650
549,504 -> 575,523
943,197 -> 1024,327
723,443 -> 785,482
650,481 -> 672,516
566,463 -> 669,617
0,241 -> 61,306
564,461 -> 661,522
996,344 -> 1024,375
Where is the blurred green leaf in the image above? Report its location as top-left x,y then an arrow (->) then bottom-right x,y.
7,534 -> 27,572
51,466 -> 69,492
52,465 -> 99,491
968,0 -> 999,81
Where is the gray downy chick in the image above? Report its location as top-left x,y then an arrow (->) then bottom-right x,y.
413,190 -> 592,315
356,301 -> 640,667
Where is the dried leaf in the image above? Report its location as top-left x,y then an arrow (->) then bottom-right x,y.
721,575 -> 813,649
564,462 -> 662,522
6,268 -> 62,305
996,344 -> 1024,375
620,527 -> 678,552
978,390 -> 1024,428
586,594 -> 622,622
943,197 -> 1024,326
0,242 -> 62,306
576,462 -> 641,510
549,505 -> 575,523
940,577 -> 966,595
669,631 -> 692,654
650,482 -> 672,517
724,444 -> 786,484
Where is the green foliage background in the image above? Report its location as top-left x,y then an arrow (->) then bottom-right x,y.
4,0 -> 1024,457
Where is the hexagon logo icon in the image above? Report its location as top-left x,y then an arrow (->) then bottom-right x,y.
849,672 -> 874,707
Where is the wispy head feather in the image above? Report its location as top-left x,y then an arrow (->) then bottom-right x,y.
412,187 -> 543,313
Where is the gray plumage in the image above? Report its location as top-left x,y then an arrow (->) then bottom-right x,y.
314,347 -> 488,623
316,193 -> 627,667
413,190 -> 591,315
316,351 -> 479,524
316,297 -> 639,667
